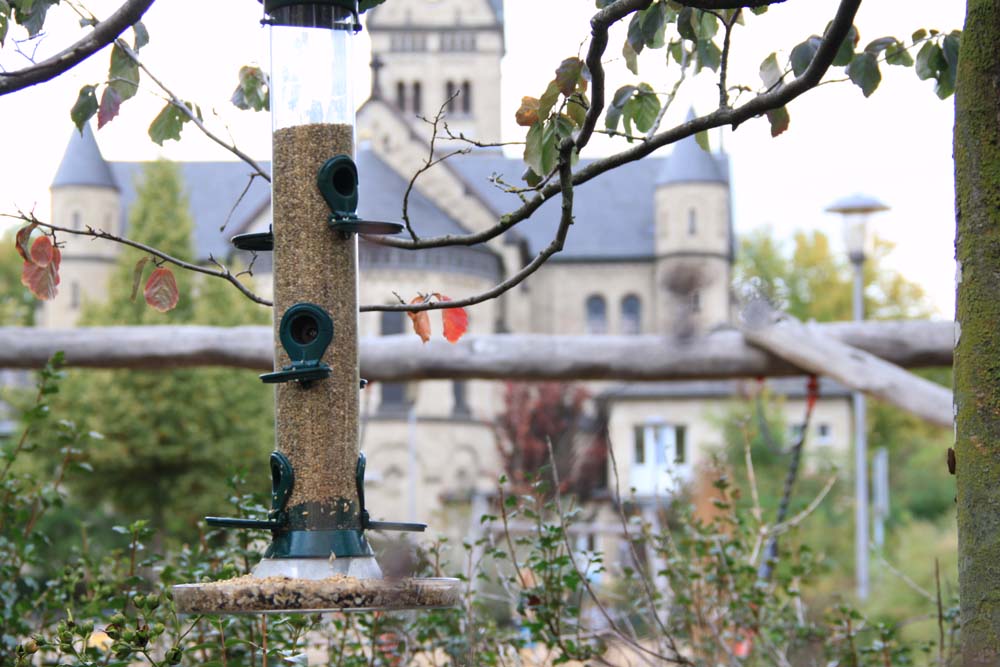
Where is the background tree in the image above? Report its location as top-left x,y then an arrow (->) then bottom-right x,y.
0,231 -> 35,326
39,160 -> 273,540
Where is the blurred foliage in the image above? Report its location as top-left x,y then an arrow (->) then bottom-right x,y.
0,365 -> 960,665
24,160 -> 273,542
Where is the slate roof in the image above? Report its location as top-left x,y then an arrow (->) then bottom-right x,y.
656,111 -> 730,186
52,124 -> 119,191
449,153 -> 662,260
96,150 -> 494,267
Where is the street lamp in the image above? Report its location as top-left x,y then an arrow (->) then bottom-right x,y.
826,193 -> 889,601
172,0 -> 459,615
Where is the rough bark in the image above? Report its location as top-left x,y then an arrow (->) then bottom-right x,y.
0,321 -> 952,378
955,1 -> 1000,663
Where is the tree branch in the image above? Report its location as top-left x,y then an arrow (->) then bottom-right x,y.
0,0 -> 156,96
5,212 -> 272,307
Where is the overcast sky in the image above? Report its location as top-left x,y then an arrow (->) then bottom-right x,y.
0,0 -> 965,316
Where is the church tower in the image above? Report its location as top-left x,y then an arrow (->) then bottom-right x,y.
366,0 -> 504,143
45,124 -> 122,328
653,117 -> 733,336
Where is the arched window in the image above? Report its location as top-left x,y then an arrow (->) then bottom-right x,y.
585,294 -> 607,335
411,81 -> 422,114
395,81 -> 407,111
453,380 -> 469,416
691,290 -> 701,313
621,294 -> 641,335
445,81 -> 456,112
380,311 -> 408,408
461,80 -> 471,114
687,208 -> 697,235
71,210 -> 81,230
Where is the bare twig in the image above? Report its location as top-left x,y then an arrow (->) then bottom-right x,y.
5,211 -> 271,306
0,0 -> 156,96
718,9 -> 741,108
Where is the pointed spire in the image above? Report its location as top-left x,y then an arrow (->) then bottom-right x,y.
656,108 -> 728,186
51,123 -> 118,190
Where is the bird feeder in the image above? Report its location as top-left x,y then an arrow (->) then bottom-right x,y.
173,0 -> 459,614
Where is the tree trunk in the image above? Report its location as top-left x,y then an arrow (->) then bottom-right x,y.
955,2 -> 1000,663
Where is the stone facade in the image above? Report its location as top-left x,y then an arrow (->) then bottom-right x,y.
43,0 -> 852,537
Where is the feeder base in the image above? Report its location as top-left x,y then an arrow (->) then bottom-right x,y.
172,574 -> 461,614
252,556 -> 383,580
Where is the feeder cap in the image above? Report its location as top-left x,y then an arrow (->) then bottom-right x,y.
259,0 -> 382,13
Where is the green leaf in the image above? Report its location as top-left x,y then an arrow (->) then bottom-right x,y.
132,21 -> 149,51
829,23 -> 859,67
605,84 -> 635,132
759,52 -> 782,90
554,57 -> 584,96
790,36 -> 822,77
566,93 -> 588,128
623,39 -> 639,75
130,257 -> 149,302
668,39 -> 686,65
624,83 -> 659,133
915,41 -> 944,80
538,80 -> 561,120
109,44 -> 140,101
626,11 -> 645,57
695,39 -> 721,73
522,167 -> 541,187
695,130 -> 710,152
70,85 -> 99,133
766,106 -> 790,137
676,7 -> 697,41
639,2 -> 667,48
14,0 -> 54,37
912,28 -> 928,42
885,41 -> 914,67
696,10 -> 719,40
148,102 -> 191,145
847,53 -> 881,97
864,37 -> 896,54
540,120 -> 559,175
941,31 -> 960,69
523,122 -> 544,175
97,86 -> 122,129
0,1 -> 10,47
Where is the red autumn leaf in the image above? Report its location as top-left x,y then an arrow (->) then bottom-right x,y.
28,234 -> 55,266
97,86 -> 122,129
15,223 -> 37,262
144,266 -> 179,312
406,296 -> 432,343
433,294 -> 469,343
20,237 -> 60,300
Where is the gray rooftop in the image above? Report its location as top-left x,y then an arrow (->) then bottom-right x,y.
656,126 -> 730,186
450,153 -> 662,260
52,123 -> 119,191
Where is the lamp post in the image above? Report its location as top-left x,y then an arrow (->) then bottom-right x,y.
826,193 -> 889,601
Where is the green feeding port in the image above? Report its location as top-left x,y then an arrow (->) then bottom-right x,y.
319,155 -> 405,237
260,303 -> 335,384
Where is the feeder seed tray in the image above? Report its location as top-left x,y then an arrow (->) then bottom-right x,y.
173,575 -> 461,614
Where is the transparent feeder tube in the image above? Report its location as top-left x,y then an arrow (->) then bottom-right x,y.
267,2 -> 366,572
269,8 -> 356,132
